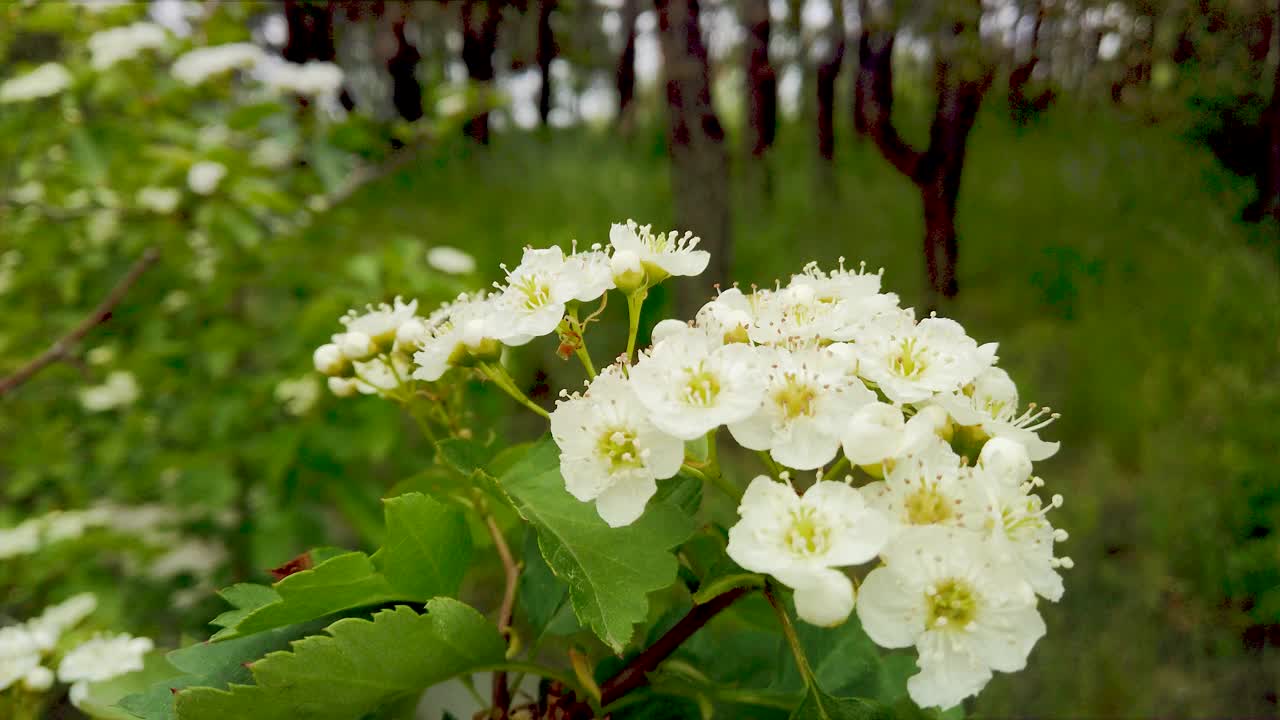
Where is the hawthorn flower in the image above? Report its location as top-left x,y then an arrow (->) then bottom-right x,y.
79,371 -> 140,413
312,343 -> 348,377
628,328 -> 764,440
0,627 -> 41,692
936,367 -> 1060,461
410,292 -> 499,382
257,58 -> 344,98
427,246 -> 477,275
727,476 -> 890,626
696,287 -> 760,343
22,665 -> 54,692
0,520 -> 41,560
172,43 -> 264,85
861,438 -> 971,535
852,311 -> 997,404
0,63 -> 72,103
856,527 -> 1045,710
750,262 -> 899,344
135,186 -> 181,214
842,403 -> 951,468
29,594 -> 98,646
87,22 -> 168,70
609,220 -> 709,284
490,246 -> 614,346
58,633 -> 154,706
550,368 -> 684,527
337,297 -> 419,355
187,161 -> 226,195
727,344 -> 875,470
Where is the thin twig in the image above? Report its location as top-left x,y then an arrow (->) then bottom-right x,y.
0,247 -> 160,397
486,513 -> 521,716
599,586 -> 752,707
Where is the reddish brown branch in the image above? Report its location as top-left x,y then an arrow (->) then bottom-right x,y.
599,586 -> 752,707
0,247 -> 160,397
486,514 -> 520,716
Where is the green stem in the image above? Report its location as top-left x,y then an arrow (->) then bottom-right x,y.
682,462 -> 742,503
756,450 -> 781,477
765,582 -> 817,690
624,288 -> 648,364
822,456 -> 850,482
481,363 -> 550,420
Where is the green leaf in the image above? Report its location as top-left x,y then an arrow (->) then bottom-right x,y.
175,601 -> 505,720
376,492 -> 471,598
771,601 -> 884,699
212,493 -> 470,640
118,620 -> 332,720
491,437 -> 694,652
517,527 -> 579,640
435,436 -> 489,477
789,689 -> 891,720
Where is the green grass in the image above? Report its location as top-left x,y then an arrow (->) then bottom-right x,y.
321,103 -> 1280,716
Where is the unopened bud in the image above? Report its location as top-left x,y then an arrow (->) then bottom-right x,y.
22,666 -> 54,692
327,376 -> 359,398
336,331 -> 376,361
312,343 -> 348,376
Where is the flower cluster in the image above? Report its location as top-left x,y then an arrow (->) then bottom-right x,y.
312,222 -> 1068,711
0,593 -> 152,707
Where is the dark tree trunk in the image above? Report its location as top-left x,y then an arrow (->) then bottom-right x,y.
1249,0 -> 1280,223
816,0 -> 845,161
617,0 -> 640,130
852,0 -> 883,138
284,0 -> 337,63
536,0 -> 557,127
855,18 -> 992,302
656,0 -> 732,307
1110,1 -> 1155,103
743,0 -> 777,157
1008,0 -> 1053,126
461,0 -> 503,144
387,6 -> 423,122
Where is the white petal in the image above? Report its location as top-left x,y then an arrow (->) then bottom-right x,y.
738,476 -> 796,517
790,568 -> 855,627
726,411 -> 776,452
968,604 -> 1046,673
641,428 -> 686,480
908,633 -> 993,710
654,249 -> 710,277
842,402 -> 905,465
977,437 -> 1032,485
593,476 -> 657,527
855,567 -> 926,649
770,420 -> 841,471
560,458 -> 611,502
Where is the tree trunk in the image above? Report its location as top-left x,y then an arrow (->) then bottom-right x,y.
284,0 -> 337,63
461,0 -> 503,144
1250,0 -> 1280,223
617,0 -> 640,131
1008,0 -> 1052,126
852,0 -> 886,138
387,4 -> 423,122
816,0 -> 845,161
536,0 -> 557,127
743,0 -> 776,158
656,0 -> 732,307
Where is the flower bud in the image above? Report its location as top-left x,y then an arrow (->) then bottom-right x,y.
312,343 -> 348,376
394,318 -> 427,353
611,249 -> 646,292
336,331 -> 376,361
977,436 -> 1032,484
327,376 -> 358,398
22,665 -> 54,692
650,319 -> 689,346
842,402 -> 905,465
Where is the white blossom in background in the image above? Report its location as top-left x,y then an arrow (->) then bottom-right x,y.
148,539 -> 228,580
87,22 -> 169,70
628,327 -> 763,440
79,371 -> 140,413
609,220 -> 709,284
257,58 -> 344,98
728,476 -> 889,626
12,181 -> 45,204
187,161 -> 226,195
135,186 -> 181,214
29,594 -> 99,645
852,312 -> 997,404
857,527 -> 1045,710
727,344 -> 875,470
550,368 -> 684,527
0,626 -> 41,692
427,246 -> 477,275
0,519 -> 41,559
0,63 -> 73,103
22,665 -> 55,692
274,375 -> 321,415
59,633 -> 154,706
171,43 -> 263,85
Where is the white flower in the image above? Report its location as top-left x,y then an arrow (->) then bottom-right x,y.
861,438 -> 972,535
427,246 -> 477,275
628,328 -> 764,440
172,43 -> 264,85
312,343 -> 348,376
79,371 -> 140,412
327,376 -> 359,398
842,403 -> 950,468
148,539 -> 227,580
274,375 -> 320,415
411,292 -> 499,382
727,476 -> 889,626
22,665 -> 54,692
609,220 -> 709,283
135,186 -> 181,214
12,181 -> 45,204
187,161 -> 226,195
251,138 -> 294,169
335,331 -> 376,361
550,368 -> 685,527
0,520 -> 41,560
257,58 -> 344,98
87,22 -> 168,70
935,367 -> 1059,461
0,63 -> 73,103
727,344 -> 874,470
490,246 -> 614,346
856,527 -> 1045,710
338,297 -> 419,353
0,626 -> 41,692
695,287 -> 759,343
352,355 -> 412,397
852,312 -> 997,404
749,262 -> 899,344
59,633 -> 154,707
30,594 -> 98,643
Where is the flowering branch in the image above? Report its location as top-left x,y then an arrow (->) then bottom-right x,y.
599,585 -> 752,707
0,247 -> 159,397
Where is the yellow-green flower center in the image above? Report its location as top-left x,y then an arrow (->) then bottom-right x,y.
927,578 -> 978,628
513,275 -> 553,311
783,507 -> 831,556
682,365 -> 721,407
889,337 -> 927,379
905,485 -> 953,525
773,376 -> 818,420
597,428 -> 643,471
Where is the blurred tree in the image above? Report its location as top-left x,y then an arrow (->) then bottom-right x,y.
743,0 -> 777,160
656,0 -> 731,303
1007,0 -> 1054,127
536,0 -> 558,127
1252,0 -> 1280,222
286,0 -> 355,109
855,1 -> 993,301
816,0 -> 846,161
462,0 -> 504,143
617,0 -> 641,132
386,2 -> 424,122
